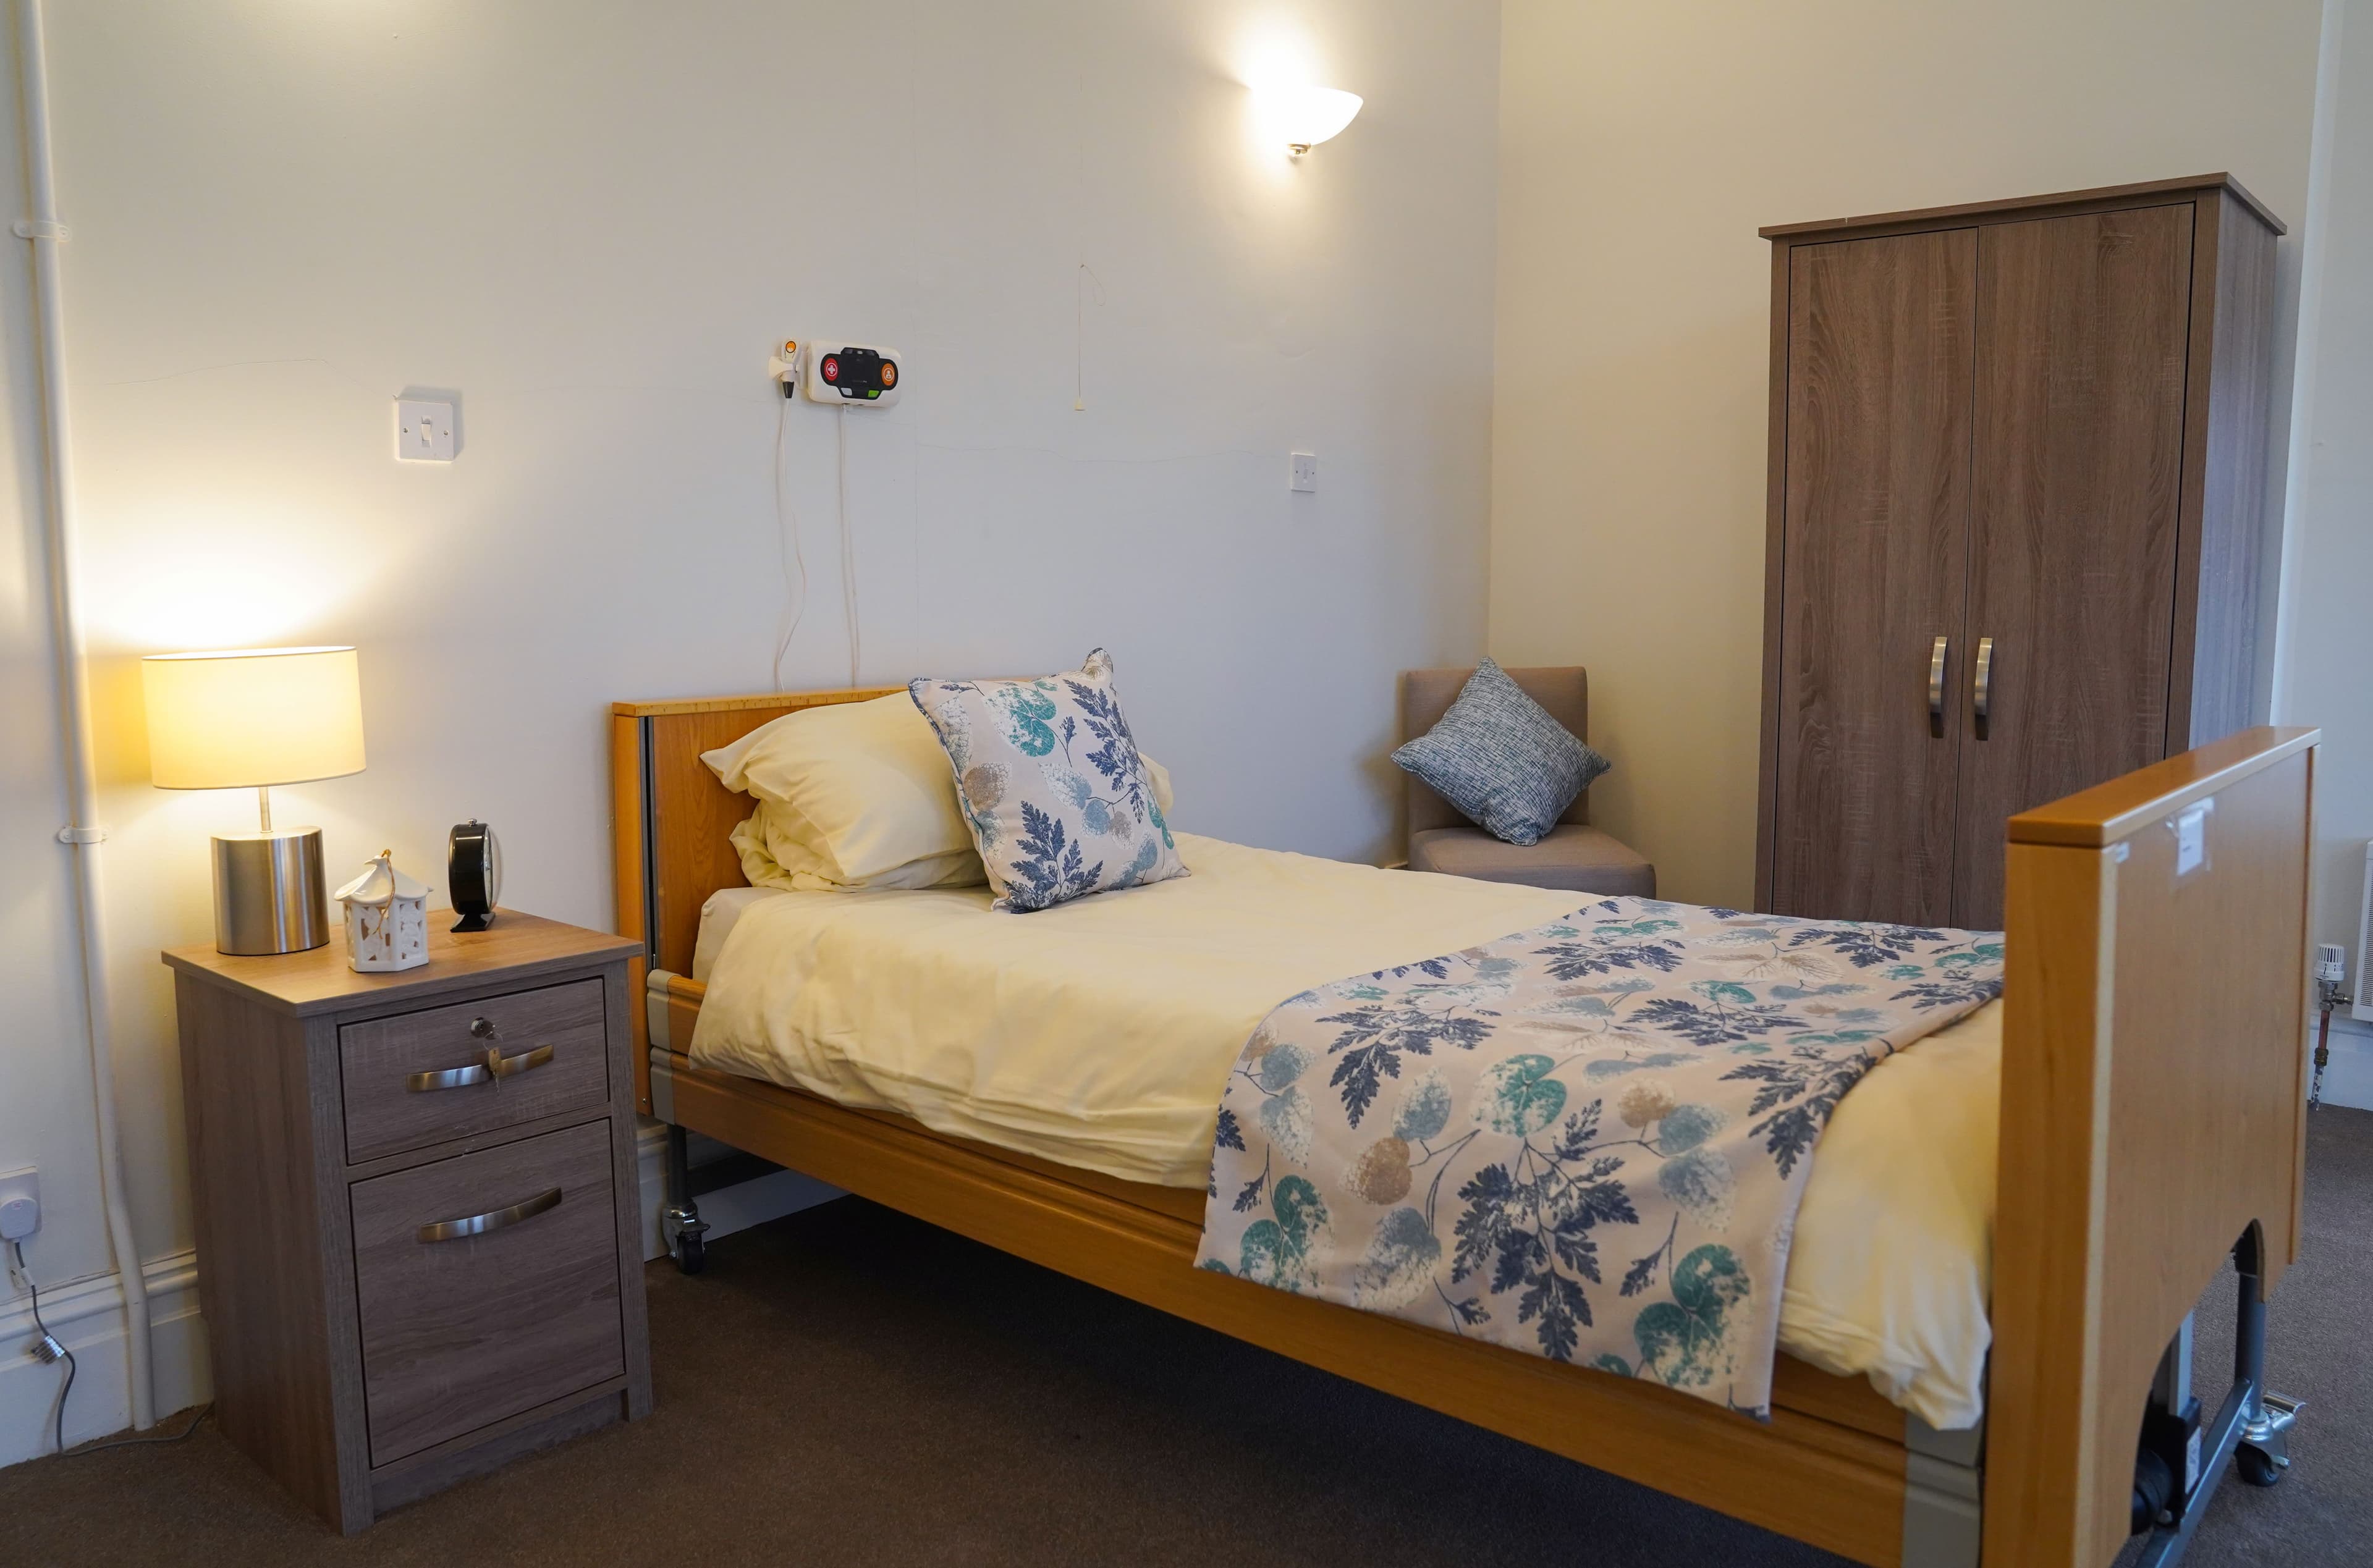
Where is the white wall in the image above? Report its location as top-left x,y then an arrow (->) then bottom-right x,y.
2277,0 -> 2373,1096
0,0 -> 1503,1452
1491,0 -> 2328,909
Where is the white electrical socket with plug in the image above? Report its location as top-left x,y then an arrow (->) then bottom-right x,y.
768,337 -> 905,407
0,1166 -> 36,1244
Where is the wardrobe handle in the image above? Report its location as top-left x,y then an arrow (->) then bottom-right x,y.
1973,637 -> 1995,733
1927,636 -> 1949,736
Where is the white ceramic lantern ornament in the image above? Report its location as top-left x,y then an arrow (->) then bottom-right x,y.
334,850 -> 431,972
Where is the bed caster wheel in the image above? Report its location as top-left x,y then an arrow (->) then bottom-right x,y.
674,1229 -> 706,1275
2235,1444 -> 2286,1488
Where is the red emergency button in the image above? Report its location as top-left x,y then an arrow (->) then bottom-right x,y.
821,355 -> 840,383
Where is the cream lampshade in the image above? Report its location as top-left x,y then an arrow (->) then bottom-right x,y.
142,646 -> 366,956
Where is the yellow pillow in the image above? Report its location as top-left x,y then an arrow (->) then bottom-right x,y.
704,694 -> 982,890
704,692 -> 1176,892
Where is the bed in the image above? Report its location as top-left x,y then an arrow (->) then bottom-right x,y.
611,688 -> 2319,1568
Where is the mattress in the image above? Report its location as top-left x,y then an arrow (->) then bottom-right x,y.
689,833 -> 1998,1428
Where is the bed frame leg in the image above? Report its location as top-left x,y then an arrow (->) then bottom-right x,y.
662,1123 -> 710,1275
2232,1233 -> 2301,1483
2128,1230 -> 2302,1565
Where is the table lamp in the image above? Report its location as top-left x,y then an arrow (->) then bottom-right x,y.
142,646 -> 366,956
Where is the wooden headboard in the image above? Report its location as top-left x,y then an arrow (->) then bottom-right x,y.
611,687 -> 902,1110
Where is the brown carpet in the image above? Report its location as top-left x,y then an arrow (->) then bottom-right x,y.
5,1107 -> 2367,1567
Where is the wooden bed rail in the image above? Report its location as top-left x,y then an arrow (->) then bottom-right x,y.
1987,725 -> 2319,1567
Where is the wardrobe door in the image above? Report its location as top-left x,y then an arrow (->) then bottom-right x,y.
1770,229 -> 1976,925
1952,204 -> 2194,929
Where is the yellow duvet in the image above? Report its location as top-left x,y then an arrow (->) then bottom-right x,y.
690,833 -> 1997,1428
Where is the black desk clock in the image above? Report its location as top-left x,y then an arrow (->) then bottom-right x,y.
447,819 -> 502,932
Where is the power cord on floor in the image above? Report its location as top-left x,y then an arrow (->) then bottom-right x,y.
62,1402 -> 212,1456
9,1237 -> 213,1458
9,1237 -> 74,1456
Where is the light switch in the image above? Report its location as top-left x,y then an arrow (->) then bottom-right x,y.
396,398 -> 457,462
1290,451 -> 1317,492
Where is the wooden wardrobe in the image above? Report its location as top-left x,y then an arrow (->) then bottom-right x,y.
1753,174 -> 2284,930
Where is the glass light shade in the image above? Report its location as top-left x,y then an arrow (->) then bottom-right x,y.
143,645 -> 366,790
1271,85 -> 1363,153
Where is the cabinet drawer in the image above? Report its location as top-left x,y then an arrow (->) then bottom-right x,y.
340,978 -> 608,1163
349,1121 -> 624,1467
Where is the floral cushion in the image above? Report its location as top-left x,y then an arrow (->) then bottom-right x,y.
908,649 -> 1186,912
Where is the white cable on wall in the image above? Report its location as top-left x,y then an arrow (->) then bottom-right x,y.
836,404 -> 860,687
771,395 -> 807,691
14,0 -> 154,1431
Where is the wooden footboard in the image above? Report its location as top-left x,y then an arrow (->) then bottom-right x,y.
1987,727 -> 2317,1566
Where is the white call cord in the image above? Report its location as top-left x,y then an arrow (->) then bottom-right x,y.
771,399 -> 861,692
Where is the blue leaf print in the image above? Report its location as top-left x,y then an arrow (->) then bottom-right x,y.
1767,981 -> 1863,1000
1534,940 -> 1685,980
1212,1106 -> 1245,1152
1447,1098 -> 1639,1361
1786,922 -> 1948,969
1633,1244 -> 1751,1389
1632,997 -> 1808,1047
1720,1047 -> 1877,1176
1892,976 -> 2003,1010
1393,1071 -> 1453,1142
1520,1270 -> 1589,1360
1107,837 -> 1161,891
1352,1208 -> 1442,1310
1004,800 -> 1103,911
1476,1055 -> 1568,1136
1061,675 -> 1158,824
991,684 -> 1060,756
1319,1003 -> 1499,1126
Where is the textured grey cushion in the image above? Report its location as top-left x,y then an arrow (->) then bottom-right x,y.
1408,825 -> 1656,896
1390,659 -> 1611,845
1402,666 -> 1593,834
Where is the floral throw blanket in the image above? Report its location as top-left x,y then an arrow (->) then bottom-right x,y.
1195,898 -> 2003,1417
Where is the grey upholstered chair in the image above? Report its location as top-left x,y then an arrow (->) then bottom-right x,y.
1398,666 -> 1656,896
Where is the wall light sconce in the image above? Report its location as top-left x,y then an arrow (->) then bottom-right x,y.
1267,84 -> 1363,156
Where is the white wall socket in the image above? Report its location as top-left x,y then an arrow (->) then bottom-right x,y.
1290,452 -> 1317,492
0,1167 -> 36,1244
396,397 -> 457,462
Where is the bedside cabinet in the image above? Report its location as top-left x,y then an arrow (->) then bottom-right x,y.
163,912 -> 650,1533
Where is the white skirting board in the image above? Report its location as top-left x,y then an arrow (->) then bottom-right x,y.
1,1249 -> 209,1470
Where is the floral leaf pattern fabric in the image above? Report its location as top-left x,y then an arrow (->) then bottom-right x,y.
908,649 -> 1185,913
1196,896 -> 2003,1417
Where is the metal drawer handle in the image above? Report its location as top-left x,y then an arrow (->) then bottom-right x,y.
491,1044 -> 556,1079
417,1186 -> 563,1244
406,1043 -> 556,1094
1927,635 -> 1949,736
1973,636 -> 1995,732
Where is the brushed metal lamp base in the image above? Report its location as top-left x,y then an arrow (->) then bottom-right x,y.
212,828 -> 329,956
